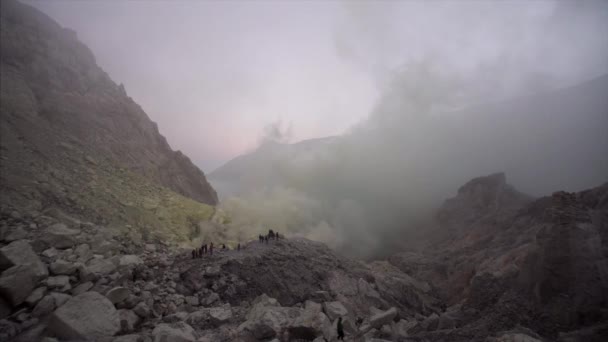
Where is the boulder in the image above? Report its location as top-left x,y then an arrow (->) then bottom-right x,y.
32,295 -> 56,317
48,291 -> 120,340
45,275 -> 70,290
50,292 -> 72,307
49,260 -> 77,275
203,292 -> 220,306
369,307 -> 398,329
5,228 -> 27,242
0,240 -> 48,279
421,313 -> 440,331
106,287 -> 130,304
118,255 -> 143,268
290,308 -> 331,340
72,281 -> 94,296
208,305 -> 232,326
42,248 -> 59,259
438,312 -> 456,330
494,332 -> 542,342
239,300 -> 300,340
323,301 -> 348,321
185,296 -> 199,306
118,309 -> 140,333
133,302 -> 151,318
25,287 -> 46,307
87,258 -> 117,276
41,223 -> 80,249
0,265 -> 37,306
113,334 -> 143,342
74,244 -> 92,261
152,322 -> 196,342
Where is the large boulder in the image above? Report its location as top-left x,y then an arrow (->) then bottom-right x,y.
87,258 -> 117,276
238,296 -> 301,340
152,322 -> 196,342
47,291 -> 120,340
118,309 -> 140,333
106,287 -> 130,304
0,265 -> 37,306
49,260 -> 77,275
41,223 -> 80,249
0,240 -> 48,279
369,307 -> 398,329
208,306 -> 232,326
323,301 -> 348,321
118,255 -> 143,268
290,302 -> 331,340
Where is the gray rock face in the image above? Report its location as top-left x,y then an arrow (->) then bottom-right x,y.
0,265 -> 37,306
152,322 -> 196,342
0,239 -> 48,279
48,291 -> 120,340
41,223 -> 80,249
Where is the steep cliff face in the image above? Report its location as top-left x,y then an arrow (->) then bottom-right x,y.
0,0 -> 217,207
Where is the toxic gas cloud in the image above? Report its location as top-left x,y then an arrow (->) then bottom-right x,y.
28,0 -> 608,259
211,1 -> 608,259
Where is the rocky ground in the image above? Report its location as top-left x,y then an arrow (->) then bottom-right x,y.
0,205 -> 442,342
2,174 -> 606,341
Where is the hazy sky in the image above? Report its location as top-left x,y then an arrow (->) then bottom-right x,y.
26,0 -> 608,171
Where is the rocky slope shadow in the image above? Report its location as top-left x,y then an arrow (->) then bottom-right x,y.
389,173 -> 608,341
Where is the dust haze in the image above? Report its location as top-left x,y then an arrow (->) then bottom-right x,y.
29,0 -> 608,259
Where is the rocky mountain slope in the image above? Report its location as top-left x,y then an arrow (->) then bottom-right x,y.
1,174 -> 605,341
390,173 -> 608,341
0,0 -> 218,243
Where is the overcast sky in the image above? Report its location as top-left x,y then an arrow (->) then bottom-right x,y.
26,0 -> 608,171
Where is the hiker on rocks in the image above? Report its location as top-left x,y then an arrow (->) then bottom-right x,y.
237,243 -> 241,251
337,317 -> 345,340
259,234 -> 264,243
209,242 -> 214,255
265,235 -> 269,244
199,247 -> 203,258
269,229 -> 275,240
222,244 -> 226,250
191,249 -> 196,259
276,231 -> 280,240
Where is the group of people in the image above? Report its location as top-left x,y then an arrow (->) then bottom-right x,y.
191,228 -> 282,259
259,229 -> 280,244
191,242 -> 241,259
